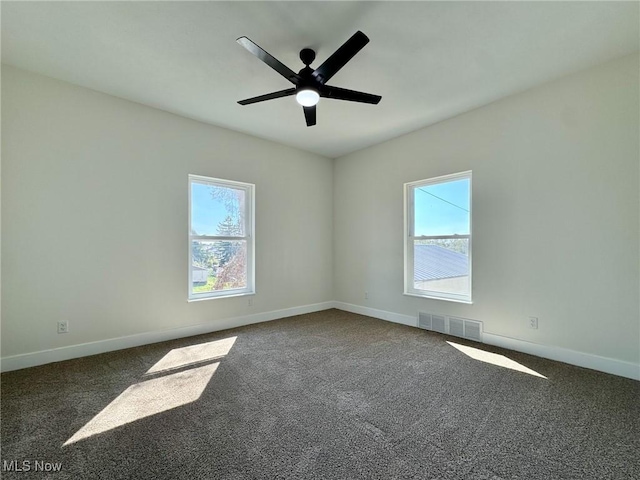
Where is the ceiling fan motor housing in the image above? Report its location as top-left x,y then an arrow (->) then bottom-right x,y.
300,48 -> 316,67
297,64 -> 319,93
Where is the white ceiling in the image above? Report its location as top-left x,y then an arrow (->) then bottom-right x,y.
2,1 -> 638,158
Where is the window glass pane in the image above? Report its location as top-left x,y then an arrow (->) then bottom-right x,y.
191,182 -> 245,237
191,240 -> 247,293
414,178 -> 470,236
414,238 -> 469,296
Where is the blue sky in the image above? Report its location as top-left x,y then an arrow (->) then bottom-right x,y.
192,179 -> 470,237
191,183 -> 235,236
414,178 -> 470,236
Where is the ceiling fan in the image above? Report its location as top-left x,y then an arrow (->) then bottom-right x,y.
236,31 -> 381,127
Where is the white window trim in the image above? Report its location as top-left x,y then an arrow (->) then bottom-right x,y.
404,171 -> 472,304
188,174 -> 255,301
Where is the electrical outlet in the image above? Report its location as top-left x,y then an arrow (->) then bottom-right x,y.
57,321 -> 69,334
529,316 -> 538,329
365,291 -> 369,300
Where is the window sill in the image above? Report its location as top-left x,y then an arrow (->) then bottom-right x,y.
188,291 -> 255,303
403,292 -> 473,305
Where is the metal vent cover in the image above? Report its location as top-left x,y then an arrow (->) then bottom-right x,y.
418,312 -> 432,330
417,312 -> 482,342
432,314 -> 446,334
449,317 -> 464,338
448,316 -> 483,342
463,319 -> 482,342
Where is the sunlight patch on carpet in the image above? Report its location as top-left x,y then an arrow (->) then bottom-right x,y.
64,362 -> 219,445
64,337 -> 238,446
447,341 -> 547,378
145,336 -> 237,374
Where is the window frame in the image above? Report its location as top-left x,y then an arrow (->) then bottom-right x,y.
188,174 -> 255,301
404,171 -> 472,304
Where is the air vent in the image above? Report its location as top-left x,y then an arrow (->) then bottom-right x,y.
449,317 -> 464,338
418,312 -> 432,330
432,315 -> 446,334
463,319 -> 482,342
449,316 -> 483,342
417,312 -> 483,342
417,312 -> 447,334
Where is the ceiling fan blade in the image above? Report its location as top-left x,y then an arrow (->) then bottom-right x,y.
312,31 -> 369,84
303,106 -> 316,127
320,85 -> 381,104
237,37 -> 301,85
238,88 -> 296,105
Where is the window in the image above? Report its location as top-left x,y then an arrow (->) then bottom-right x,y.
404,171 -> 472,303
188,175 -> 254,301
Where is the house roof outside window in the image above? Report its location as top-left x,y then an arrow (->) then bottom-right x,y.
414,244 -> 468,281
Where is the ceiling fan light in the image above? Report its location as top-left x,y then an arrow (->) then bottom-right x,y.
296,89 -> 320,107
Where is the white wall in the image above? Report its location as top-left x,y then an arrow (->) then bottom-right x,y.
1,65 -> 333,359
3,54 -> 639,375
334,54 -> 640,365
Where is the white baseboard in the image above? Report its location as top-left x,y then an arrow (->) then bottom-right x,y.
331,302 -> 639,381
3,300 -> 638,381
0,301 -> 334,373
332,301 -> 417,327
481,332 -> 640,381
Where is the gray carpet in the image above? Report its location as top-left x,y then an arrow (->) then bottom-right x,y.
1,309 -> 639,479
